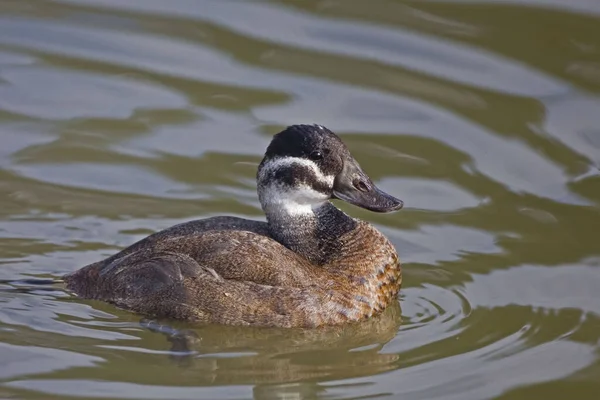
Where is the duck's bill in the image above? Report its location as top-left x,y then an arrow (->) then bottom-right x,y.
333,186 -> 403,212
332,160 -> 403,213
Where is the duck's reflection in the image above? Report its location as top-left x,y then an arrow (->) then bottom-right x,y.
140,302 -> 402,392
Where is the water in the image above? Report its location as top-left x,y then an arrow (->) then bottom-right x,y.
1,0 -> 599,399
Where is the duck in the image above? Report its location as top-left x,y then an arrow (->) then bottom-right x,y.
64,124 -> 403,328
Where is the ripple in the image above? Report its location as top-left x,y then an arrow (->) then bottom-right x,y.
0,123 -> 54,166
543,94 -> 600,165
128,109 -> 270,158
425,0 -> 600,16
323,340 -> 594,399
0,67 -> 187,120
54,0 -> 568,96
4,380 -> 252,400
0,49 -> 36,67
380,177 -> 481,211
386,224 -> 501,265
0,342 -> 102,380
0,290 -> 137,340
0,16 -> 282,92
10,163 -> 193,198
394,285 -> 471,351
464,263 -> 600,315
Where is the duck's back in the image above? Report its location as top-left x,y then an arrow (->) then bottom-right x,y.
102,216 -> 271,263
64,216 -> 327,323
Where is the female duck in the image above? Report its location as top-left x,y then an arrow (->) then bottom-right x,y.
65,124 -> 403,328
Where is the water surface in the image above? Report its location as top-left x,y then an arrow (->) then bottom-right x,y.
1,0 -> 600,399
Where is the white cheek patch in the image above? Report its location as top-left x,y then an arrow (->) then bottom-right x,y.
258,157 -> 334,188
258,157 -> 335,216
261,183 -> 330,216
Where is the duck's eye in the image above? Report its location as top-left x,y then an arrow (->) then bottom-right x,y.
309,150 -> 324,160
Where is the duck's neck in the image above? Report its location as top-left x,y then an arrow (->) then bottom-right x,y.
263,201 -> 357,265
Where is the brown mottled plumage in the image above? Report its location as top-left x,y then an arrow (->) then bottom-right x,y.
65,125 -> 403,328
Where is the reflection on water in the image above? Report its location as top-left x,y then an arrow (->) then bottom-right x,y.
1,0 -> 600,399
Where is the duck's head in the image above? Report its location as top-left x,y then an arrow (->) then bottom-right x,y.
257,124 -> 403,216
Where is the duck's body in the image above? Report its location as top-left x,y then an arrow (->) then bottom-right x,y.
65,125 -> 403,328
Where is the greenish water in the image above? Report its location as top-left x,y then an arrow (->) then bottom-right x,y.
1,0 -> 600,399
